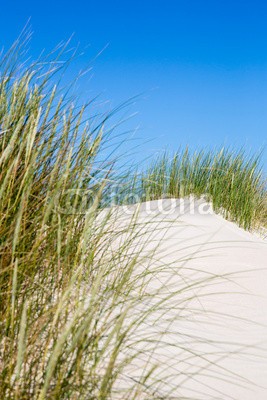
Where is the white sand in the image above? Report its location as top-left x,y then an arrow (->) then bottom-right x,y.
109,198 -> 267,399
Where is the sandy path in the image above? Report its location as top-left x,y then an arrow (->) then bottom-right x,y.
109,198 -> 267,400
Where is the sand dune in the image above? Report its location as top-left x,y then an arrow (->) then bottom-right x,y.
110,198 -> 267,399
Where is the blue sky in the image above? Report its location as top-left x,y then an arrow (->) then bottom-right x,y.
1,0 -> 267,167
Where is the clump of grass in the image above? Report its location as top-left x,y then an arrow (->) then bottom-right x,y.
0,36 -> 170,399
140,148 -> 266,230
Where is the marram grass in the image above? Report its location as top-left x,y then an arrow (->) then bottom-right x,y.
139,148 -> 266,230
0,37 -> 266,400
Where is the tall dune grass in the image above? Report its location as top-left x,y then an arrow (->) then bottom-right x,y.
0,38 -> 164,399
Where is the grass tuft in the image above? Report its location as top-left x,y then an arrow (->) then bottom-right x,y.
140,148 -> 266,230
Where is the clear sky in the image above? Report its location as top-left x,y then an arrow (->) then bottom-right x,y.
1,0 -> 267,167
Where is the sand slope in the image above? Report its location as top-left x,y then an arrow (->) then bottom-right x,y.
110,198 -> 267,399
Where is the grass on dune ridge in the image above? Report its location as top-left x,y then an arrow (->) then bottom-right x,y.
0,36 -> 267,399
139,148 -> 267,230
